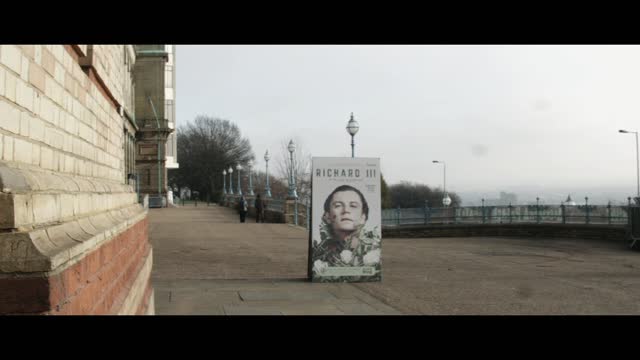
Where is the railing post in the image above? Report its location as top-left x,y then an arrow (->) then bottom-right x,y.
585,197 -> 590,224
481,199 -> 486,224
608,202 -> 612,225
536,197 -> 540,224
294,199 -> 299,226
509,203 -> 513,224
561,204 -> 566,224
424,201 -> 428,225
396,206 -> 401,226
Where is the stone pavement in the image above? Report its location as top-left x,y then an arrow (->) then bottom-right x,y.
149,205 -> 400,315
150,204 -> 640,315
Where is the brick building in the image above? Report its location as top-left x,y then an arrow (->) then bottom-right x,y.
0,44 -> 171,314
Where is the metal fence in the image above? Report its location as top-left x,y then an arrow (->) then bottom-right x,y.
265,199 -> 285,213
177,198 -> 217,207
382,205 -> 629,226
219,195 -> 312,228
204,195 -> 631,228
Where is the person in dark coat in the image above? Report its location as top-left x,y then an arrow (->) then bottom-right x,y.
238,195 -> 248,223
255,194 -> 265,223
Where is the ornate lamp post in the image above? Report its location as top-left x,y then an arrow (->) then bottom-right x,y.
236,164 -> 243,196
248,160 -> 255,196
222,169 -> 227,195
346,112 -> 359,158
432,160 -> 451,207
228,166 -> 234,195
287,140 -> 298,199
264,150 -> 272,198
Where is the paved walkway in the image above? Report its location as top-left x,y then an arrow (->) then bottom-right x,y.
149,205 -> 400,315
150,205 -> 640,315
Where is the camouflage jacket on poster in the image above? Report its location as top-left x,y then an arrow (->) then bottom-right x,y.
311,221 -> 381,282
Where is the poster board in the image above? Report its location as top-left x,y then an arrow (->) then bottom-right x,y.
309,157 -> 381,282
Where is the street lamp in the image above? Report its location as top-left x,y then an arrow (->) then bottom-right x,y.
432,160 -> 451,206
248,160 -> 255,196
222,169 -> 227,195
346,112 -> 359,158
264,150 -> 272,198
236,164 -> 243,196
619,129 -> 640,199
288,139 -> 298,199
228,166 -> 234,195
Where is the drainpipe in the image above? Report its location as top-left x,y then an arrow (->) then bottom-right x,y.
148,97 -> 162,198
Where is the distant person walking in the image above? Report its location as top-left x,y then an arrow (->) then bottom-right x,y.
255,194 -> 265,223
238,195 -> 248,223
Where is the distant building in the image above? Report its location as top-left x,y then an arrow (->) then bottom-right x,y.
133,45 -> 178,207
482,191 -> 518,206
564,195 -> 576,206
498,191 -> 517,205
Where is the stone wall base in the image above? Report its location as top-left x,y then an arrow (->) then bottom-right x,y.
0,216 -> 152,315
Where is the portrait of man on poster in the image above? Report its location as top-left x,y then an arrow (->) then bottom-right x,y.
312,184 -> 381,279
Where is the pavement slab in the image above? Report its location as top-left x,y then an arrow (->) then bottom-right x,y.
149,205 -> 640,315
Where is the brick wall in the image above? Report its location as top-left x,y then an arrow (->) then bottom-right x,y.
0,44 -> 151,315
0,45 -> 133,182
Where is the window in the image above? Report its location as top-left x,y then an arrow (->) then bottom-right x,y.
123,128 -> 136,184
165,65 -> 173,88
165,100 -> 174,124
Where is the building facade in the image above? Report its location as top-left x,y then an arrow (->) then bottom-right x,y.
164,45 -> 178,172
0,45 -> 160,315
133,45 -> 177,207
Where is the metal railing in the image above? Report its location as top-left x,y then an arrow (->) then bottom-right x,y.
177,198 -> 217,207
382,204 -> 629,227
206,195 -> 631,228
218,194 -> 311,228
266,199 -> 285,213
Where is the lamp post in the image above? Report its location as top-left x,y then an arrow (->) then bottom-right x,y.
222,169 -> 227,195
264,150 -> 272,198
236,164 -> 243,196
432,160 -> 451,206
228,166 -> 234,195
288,139 -> 298,199
346,112 -> 359,158
248,160 -> 255,196
585,196 -> 590,224
619,129 -> 639,200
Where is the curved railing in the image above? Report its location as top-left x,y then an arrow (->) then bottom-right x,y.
219,194 -> 310,228
382,205 -> 629,227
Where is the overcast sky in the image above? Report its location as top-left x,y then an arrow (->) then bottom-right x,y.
175,45 -> 640,196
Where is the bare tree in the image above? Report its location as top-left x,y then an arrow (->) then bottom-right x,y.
169,115 -> 254,202
275,137 -> 312,200
249,169 -> 289,200
389,181 -> 462,208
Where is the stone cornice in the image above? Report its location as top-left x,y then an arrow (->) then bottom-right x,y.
0,164 -> 139,231
0,204 -> 147,274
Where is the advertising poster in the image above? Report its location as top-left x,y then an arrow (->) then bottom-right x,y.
309,157 -> 381,282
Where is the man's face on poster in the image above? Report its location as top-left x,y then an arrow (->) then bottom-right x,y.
326,190 -> 366,234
